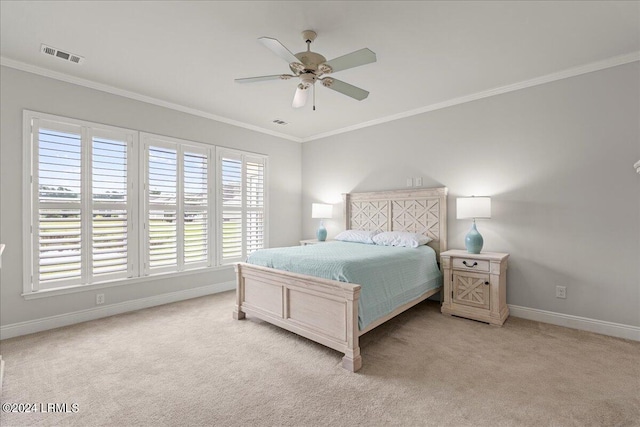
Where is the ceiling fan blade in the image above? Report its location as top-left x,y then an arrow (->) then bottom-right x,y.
292,86 -> 308,108
323,48 -> 376,73
322,78 -> 369,101
258,37 -> 300,64
235,74 -> 290,83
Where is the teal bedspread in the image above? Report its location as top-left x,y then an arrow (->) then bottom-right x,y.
246,241 -> 442,330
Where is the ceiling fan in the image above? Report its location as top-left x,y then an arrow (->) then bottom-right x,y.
235,30 -> 376,110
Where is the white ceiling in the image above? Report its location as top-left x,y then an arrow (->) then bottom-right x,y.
1,1 -> 639,142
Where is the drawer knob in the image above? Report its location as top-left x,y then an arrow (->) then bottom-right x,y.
463,260 -> 478,267
484,281 -> 490,285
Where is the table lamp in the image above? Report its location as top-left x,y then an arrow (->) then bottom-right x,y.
311,203 -> 332,241
456,196 -> 491,254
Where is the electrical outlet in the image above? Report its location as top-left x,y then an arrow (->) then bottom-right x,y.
406,178 -> 413,187
415,177 -> 423,187
555,286 -> 566,299
96,293 -> 105,305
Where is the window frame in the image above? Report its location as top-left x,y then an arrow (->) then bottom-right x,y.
23,110 -> 139,293
216,147 -> 268,265
140,132 -> 215,276
22,111 -> 268,297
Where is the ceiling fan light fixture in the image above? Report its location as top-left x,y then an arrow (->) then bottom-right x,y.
292,85 -> 309,108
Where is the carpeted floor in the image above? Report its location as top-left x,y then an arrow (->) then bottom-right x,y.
1,290 -> 638,427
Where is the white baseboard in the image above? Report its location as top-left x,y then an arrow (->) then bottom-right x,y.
3,291 -> 637,342
0,281 -> 235,340
509,305 -> 640,341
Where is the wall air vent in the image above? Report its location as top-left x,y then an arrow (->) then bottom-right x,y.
40,44 -> 85,65
272,119 -> 288,125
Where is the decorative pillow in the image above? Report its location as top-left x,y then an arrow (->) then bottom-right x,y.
372,231 -> 432,248
334,229 -> 380,244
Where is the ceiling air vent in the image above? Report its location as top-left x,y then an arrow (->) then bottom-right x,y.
272,119 -> 288,125
40,44 -> 85,65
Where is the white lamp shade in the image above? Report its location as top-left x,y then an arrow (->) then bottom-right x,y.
312,203 -> 333,219
457,197 -> 491,219
292,86 -> 308,108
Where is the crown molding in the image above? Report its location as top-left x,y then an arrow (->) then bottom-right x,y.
0,56 -> 303,143
3,51 -> 638,144
301,51 -> 640,142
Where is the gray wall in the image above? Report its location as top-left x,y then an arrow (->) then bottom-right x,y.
0,66 -> 302,326
302,63 -> 640,327
2,62 -> 638,331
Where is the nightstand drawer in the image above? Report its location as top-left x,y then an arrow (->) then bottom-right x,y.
452,257 -> 490,272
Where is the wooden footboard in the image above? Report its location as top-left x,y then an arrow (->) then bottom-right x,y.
234,262 -> 363,371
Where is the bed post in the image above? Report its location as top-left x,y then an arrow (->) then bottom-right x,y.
342,286 -> 362,372
233,263 -> 246,320
343,193 -> 351,230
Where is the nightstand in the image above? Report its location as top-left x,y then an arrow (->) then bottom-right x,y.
299,239 -> 332,246
440,249 -> 509,326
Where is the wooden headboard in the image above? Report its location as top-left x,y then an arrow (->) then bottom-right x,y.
343,187 -> 448,260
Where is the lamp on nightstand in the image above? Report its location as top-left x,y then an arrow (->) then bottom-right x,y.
312,203 -> 332,241
457,196 -> 491,254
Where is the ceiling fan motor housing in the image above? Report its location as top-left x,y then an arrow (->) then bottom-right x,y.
292,51 -> 327,74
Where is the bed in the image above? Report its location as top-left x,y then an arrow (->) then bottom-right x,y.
233,187 -> 448,372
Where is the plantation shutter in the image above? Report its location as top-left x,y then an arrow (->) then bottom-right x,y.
183,148 -> 209,267
219,153 -> 243,262
26,112 -> 271,295
145,142 -> 178,274
245,156 -> 265,255
217,148 -> 267,264
143,133 -> 214,274
34,120 -> 84,290
29,116 -> 136,291
90,130 -> 134,281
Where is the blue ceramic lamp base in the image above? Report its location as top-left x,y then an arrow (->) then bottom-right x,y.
316,221 -> 327,242
465,221 -> 484,254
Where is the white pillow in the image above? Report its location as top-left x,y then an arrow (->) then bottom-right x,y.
372,231 -> 432,248
334,229 -> 380,244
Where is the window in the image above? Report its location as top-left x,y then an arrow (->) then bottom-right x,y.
141,133 -> 214,275
25,113 -> 136,291
217,148 -> 267,264
24,112 -> 267,295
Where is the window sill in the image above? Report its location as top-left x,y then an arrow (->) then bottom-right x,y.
22,265 -> 234,300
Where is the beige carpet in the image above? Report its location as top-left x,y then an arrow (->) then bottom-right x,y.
1,290 -> 638,427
